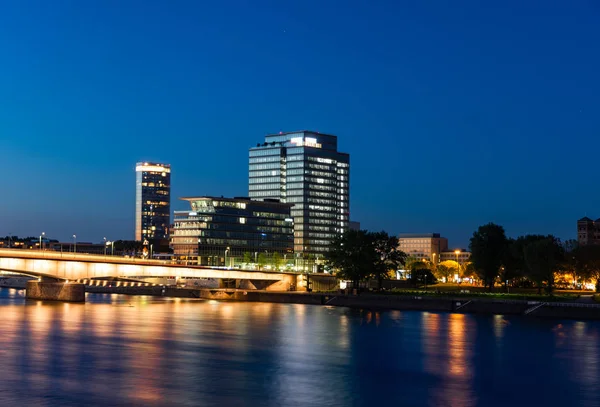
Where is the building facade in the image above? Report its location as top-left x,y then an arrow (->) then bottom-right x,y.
170,196 -> 294,267
577,217 -> 600,246
398,233 -> 449,263
135,162 -> 171,242
349,221 -> 361,231
249,131 -> 350,258
439,249 -> 471,265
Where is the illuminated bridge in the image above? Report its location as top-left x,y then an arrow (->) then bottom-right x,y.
0,249 -> 300,291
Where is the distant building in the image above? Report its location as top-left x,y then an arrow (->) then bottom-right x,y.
349,221 -> 361,231
48,242 -> 106,255
135,162 -> 171,242
577,217 -> 600,246
439,249 -> 471,265
249,130 -> 350,258
170,196 -> 294,266
398,233 -> 448,263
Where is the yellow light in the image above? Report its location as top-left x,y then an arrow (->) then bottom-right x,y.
454,250 -> 461,254
136,165 -> 171,173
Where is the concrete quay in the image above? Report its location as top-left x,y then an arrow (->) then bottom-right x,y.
26,281 -> 85,302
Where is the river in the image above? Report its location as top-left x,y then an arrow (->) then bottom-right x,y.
0,288 -> 598,407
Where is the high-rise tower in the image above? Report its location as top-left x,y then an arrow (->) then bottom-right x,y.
135,162 -> 171,242
249,131 -> 349,258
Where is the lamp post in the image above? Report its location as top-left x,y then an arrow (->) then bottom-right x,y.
225,247 -> 230,268
40,232 -> 45,251
254,251 -> 258,267
103,237 -> 107,256
73,235 -> 77,254
454,249 -> 461,282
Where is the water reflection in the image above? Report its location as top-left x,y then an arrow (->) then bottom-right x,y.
0,288 -> 599,407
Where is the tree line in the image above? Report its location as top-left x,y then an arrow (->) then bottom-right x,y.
325,224 -> 600,295
470,223 -> 600,294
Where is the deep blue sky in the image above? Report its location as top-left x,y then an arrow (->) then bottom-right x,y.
1,0 -> 599,247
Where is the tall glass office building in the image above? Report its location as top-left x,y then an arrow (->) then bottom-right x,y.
135,162 -> 171,242
249,131 -> 350,259
170,196 -> 294,266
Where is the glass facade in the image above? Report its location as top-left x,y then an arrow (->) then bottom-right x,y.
170,197 -> 294,266
135,162 -> 171,242
249,131 -> 350,258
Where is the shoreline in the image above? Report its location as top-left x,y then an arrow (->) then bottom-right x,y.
3,283 -> 599,320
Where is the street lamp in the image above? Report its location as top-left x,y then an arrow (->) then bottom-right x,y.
455,249 -> 461,282
103,237 -> 107,256
73,235 -> 77,253
39,232 -> 45,251
225,247 -> 230,268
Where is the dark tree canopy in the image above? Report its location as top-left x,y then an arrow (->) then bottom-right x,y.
469,223 -> 507,291
523,236 -> 563,294
325,229 -> 406,290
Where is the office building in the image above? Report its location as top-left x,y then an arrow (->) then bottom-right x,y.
249,131 -> 350,258
135,162 -> 171,242
577,217 -> 600,246
349,221 -> 361,231
439,249 -> 471,265
398,233 -> 448,263
170,196 -> 294,266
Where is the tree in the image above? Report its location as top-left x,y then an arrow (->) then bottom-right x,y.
461,262 -> 477,280
257,253 -> 267,270
243,252 -> 252,264
272,252 -> 282,269
410,262 -> 437,287
469,223 -> 508,292
371,231 -> 407,290
573,244 -> 600,292
403,256 -> 420,271
435,260 -> 459,282
562,239 -> 579,287
325,229 -> 377,291
523,236 -> 563,294
409,261 -> 435,288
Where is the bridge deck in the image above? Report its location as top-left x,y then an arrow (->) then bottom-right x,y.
0,248 -> 299,282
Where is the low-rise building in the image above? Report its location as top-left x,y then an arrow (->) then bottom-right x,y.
398,233 -> 448,263
349,221 -> 361,231
577,217 -> 600,246
171,196 -> 294,267
439,249 -> 471,265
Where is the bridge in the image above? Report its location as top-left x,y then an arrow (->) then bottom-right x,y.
0,249 -> 303,296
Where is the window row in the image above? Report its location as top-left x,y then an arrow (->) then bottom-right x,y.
249,162 -> 281,171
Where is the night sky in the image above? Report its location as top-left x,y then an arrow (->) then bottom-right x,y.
1,1 -> 599,247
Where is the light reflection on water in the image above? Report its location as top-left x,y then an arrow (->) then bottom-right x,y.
0,288 -> 599,407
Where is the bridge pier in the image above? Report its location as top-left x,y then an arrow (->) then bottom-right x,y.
26,281 -> 85,302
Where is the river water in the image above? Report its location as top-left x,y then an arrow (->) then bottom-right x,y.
0,288 -> 598,407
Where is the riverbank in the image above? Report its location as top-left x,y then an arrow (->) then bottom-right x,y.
4,281 -> 599,319
86,285 -> 600,320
